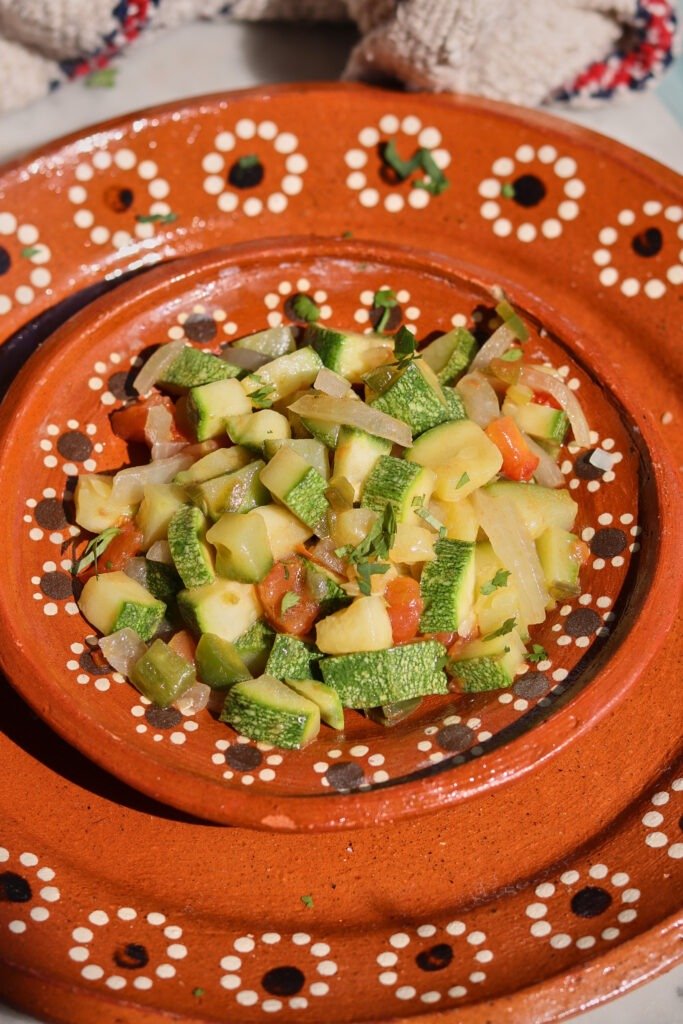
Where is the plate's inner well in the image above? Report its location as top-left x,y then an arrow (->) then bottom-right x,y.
15,246 -> 640,800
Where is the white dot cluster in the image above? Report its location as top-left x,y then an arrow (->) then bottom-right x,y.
0,212 -> 52,315
593,202 -> 682,297
354,286 -> 420,330
202,120 -> 306,217
166,303 -> 231,341
86,350 -> 128,406
0,846 -> 60,935
376,921 -> 491,1003
219,931 -> 336,1009
130,696 -> 201,743
69,148 -> 174,250
641,777 -> 683,859
71,906 -> 186,990
212,737 -> 283,784
345,114 -> 450,212
478,145 -> 584,241
314,742 -> 388,788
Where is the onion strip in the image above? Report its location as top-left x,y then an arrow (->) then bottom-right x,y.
524,433 -> 565,488
133,341 -> 185,396
112,451 -> 194,505
288,394 -> 413,448
469,323 -> 518,372
314,367 -> 352,398
520,366 -> 591,448
455,371 -> 500,427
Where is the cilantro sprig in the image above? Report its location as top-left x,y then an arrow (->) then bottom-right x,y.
373,288 -> 398,333
281,592 -> 300,613
393,325 -> 417,368
248,375 -> 275,408
381,139 -> 449,197
480,569 -> 511,596
336,503 -> 397,564
483,618 -> 517,642
357,561 -> 390,596
412,496 -> 446,538
527,644 -> 548,664
135,212 -> 178,224
290,293 -> 320,323
71,527 -> 120,578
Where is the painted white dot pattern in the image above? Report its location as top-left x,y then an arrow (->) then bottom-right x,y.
0,847 -> 59,936
70,906 -> 185,990
0,212 -> 52,316
377,920 -> 490,1002
218,932 -> 337,1009
640,777 -> 683,859
592,201 -> 682,298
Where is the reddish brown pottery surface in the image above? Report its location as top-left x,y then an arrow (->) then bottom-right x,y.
0,85 -> 681,1023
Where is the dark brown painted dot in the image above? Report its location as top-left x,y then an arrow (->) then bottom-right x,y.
145,706 -> 182,729
57,431 -> 92,462
631,226 -> 663,258
564,609 -> 602,638
79,651 -> 111,677
590,528 -> 627,559
416,942 -> 453,972
0,246 -> 10,276
34,497 -> 68,530
261,965 -> 305,996
678,814 -> 683,831
436,723 -> 474,752
570,886 -> 612,918
40,571 -> 73,600
369,303 -> 403,332
325,762 -> 364,791
513,672 -> 550,700
574,450 -> 605,480
511,174 -> 546,207
0,872 -> 32,903
228,155 -> 264,189
103,185 -> 135,213
113,943 -> 149,969
184,313 -> 217,343
225,744 -> 262,772
108,370 -> 137,400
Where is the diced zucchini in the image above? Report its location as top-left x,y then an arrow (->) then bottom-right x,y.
365,698 -> 423,727
195,633 -> 252,690
249,505 -> 313,560
320,640 -> 448,708
168,505 -> 215,589
174,446 -> 252,485
266,634 -> 322,681
264,438 -> 330,480
419,538 -> 476,633
178,578 -> 262,643
442,387 -> 468,421
136,483 -> 187,549
131,639 -> 196,707
260,446 -> 329,532
233,619 -> 275,674
124,557 -> 182,603
206,511 -> 273,583
420,326 -> 477,384
536,526 -> 583,599
241,347 -> 323,404
305,325 -> 394,383
484,481 -> 578,539
300,416 -> 340,449
187,461 -> 269,521
430,497 -> 479,542
474,543 -> 522,637
505,400 -> 569,444
233,326 -> 296,358
361,455 -> 436,525
220,675 -> 320,749
389,523 -> 437,564
370,360 -> 450,437
157,346 -> 239,392
449,629 -> 527,692
406,419 -> 503,501
74,475 -> 136,534
333,427 -> 391,502
187,378 -> 252,441
285,678 -> 345,730
79,571 -> 166,642
316,596 -> 393,654
227,410 -> 291,453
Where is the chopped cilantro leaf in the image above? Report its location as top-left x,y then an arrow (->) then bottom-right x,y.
357,561 -> 390,595
339,503 -> 397,565
236,154 -> 260,169
85,67 -> 118,88
483,618 -> 517,641
501,347 -> 524,362
135,212 -> 178,224
290,293 -> 320,323
393,325 -> 416,364
380,139 -> 419,180
192,988 -> 205,998
527,644 -> 548,664
480,569 -> 511,596
501,182 -> 515,199
412,149 -> 449,196
456,472 -> 470,490
373,288 -> 398,332
301,894 -> 314,909
248,375 -> 275,408
342,230 -> 353,239
414,503 -> 446,537
20,246 -> 40,259
281,592 -> 300,613
71,527 -> 120,577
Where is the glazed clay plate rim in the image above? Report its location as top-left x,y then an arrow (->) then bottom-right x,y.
0,235 -> 680,832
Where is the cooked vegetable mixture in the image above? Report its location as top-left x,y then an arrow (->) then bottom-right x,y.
74,296 -> 592,750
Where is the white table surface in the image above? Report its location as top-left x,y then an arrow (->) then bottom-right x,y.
0,19 -> 681,1024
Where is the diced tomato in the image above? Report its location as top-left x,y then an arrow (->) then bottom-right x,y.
533,390 -> 563,411
420,631 -> 457,648
169,630 -> 197,665
385,576 -> 423,644
485,416 -> 540,482
572,539 -> 590,566
79,519 -> 145,579
256,557 -> 320,637
110,394 -> 191,445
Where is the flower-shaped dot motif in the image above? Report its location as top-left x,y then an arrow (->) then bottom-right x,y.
202,119 -> 306,217
131,695 -> 201,745
69,148 -> 175,250
353,286 -> 421,331
38,419 -> 99,476
478,145 -> 585,241
31,557 -> 80,619
70,906 -> 186,990
219,931 -> 337,1010
524,864 -> 641,948
0,846 -> 60,935
212,736 -> 284,785
86,351 -> 135,407
592,201 -> 682,298
314,744 -> 389,789
167,303 -> 237,342
641,776 -> 683,859
66,638 -> 122,692
345,114 -> 451,212
566,433 -> 622,495
0,213 -> 52,315
263,278 -> 332,329
25,484 -> 79,550
375,920 -> 492,1003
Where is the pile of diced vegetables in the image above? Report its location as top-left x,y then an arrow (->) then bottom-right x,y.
73,294 -> 592,750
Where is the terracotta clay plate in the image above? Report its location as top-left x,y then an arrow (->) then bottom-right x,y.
0,85 -> 681,1023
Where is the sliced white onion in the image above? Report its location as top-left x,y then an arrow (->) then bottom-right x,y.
472,489 -> 549,627
306,564 -> 332,602
288,394 -> 412,448
145,404 -> 188,461
455,372 -> 500,427
220,346 -> 270,371
524,433 -> 565,488
520,366 -> 591,448
111,451 -> 194,505
133,341 -> 186,396
98,628 -> 147,678
146,540 -> 173,564
314,367 -> 352,398
308,538 -> 347,577
175,681 -> 211,716
469,323 -> 517,371
123,556 -> 148,587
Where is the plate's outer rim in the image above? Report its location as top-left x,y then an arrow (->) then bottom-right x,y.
0,236 -> 680,833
